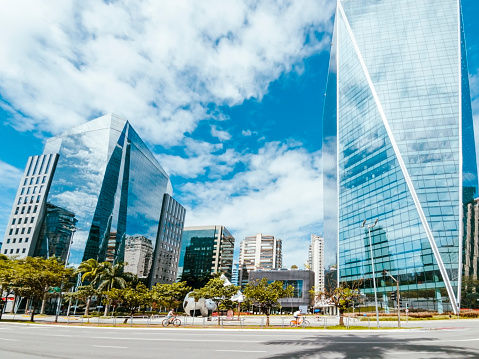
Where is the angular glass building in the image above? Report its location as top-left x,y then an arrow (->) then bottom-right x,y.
2,114 -> 185,285
178,225 -> 235,286
323,0 -> 478,313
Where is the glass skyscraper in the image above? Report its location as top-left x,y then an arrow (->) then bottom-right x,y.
2,114 -> 185,285
178,225 -> 235,285
323,0 -> 477,313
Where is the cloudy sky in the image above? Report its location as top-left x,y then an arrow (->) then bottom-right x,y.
0,0 -> 478,268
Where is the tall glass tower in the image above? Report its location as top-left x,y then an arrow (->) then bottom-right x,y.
2,114 -> 185,286
323,0 -> 477,313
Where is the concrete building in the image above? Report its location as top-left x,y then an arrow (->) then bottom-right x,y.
1,114 -> 185,286
124,236 -> 153,278
323,0 -> 478,313
308,234 -> 325,294
239,234 -> 282,287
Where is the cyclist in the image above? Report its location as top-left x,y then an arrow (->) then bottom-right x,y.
166,309 -> 176,324
293,309 -> 302,324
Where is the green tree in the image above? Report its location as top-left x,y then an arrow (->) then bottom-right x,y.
64,285 -> 98,318
107,283 -> 152,323
290,265 -> 298,270
243,278 -> 293,326
151,281 -> 191,311
0,255 -> 17,320
319,282 -> 360,326
13,257 -> 73,322
76,258 -> 104,287
98,262 -> 126,315
191,277 -> 240,325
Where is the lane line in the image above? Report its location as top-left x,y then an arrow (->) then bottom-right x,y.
93,345 -> 128,349
52,334 -> 73,337
91,336 -> 262,343
0,338 -> 18,341
217,350 -> 267,353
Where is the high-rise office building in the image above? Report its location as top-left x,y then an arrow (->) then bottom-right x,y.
177,225 -> 235,283
238,233 -> 282,287
149,194 -> 185,286
323,0 -> 477,313
1,114 -> 185,286
124,236 -> 153,278
308,234 -> 325,294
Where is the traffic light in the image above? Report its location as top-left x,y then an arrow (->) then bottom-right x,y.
390,291 -> 397,301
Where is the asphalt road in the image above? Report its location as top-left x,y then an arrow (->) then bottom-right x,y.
1,320 -> 479,358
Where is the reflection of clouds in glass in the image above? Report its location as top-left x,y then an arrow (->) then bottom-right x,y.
71,230 -> 89,251
51,190 -> 97,229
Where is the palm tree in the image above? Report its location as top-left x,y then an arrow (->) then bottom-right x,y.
75,258 -> 104,316
98,262 -> 126,315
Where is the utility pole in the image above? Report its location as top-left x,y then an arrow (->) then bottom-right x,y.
382,269 -> 400,328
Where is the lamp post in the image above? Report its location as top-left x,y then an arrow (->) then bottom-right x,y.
362,219 -> 379,329
382,269 -> 400,328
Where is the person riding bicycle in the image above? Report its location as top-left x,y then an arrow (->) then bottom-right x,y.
293,309 -> 302,323
167,309 -> 176,324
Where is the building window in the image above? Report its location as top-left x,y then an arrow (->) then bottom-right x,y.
27,206 -> 31,214
36,196 -> 40,203
26,187 -> 30,194
13,238 -> 16,243
21,188 -> 25,195
36,177 -> 40,184
15,207 -> 19,215
30,178 -> 34,185
21,207 -> 25,214
25,238 -> 29,243
42,176 -> 46,184
24,197 -> 28,204
23,178 -> 28,186
15,228 -> 19,235
21,228 -> 25,234
10,249 -> 13,254
33,186 -> 37,194
39,186 -> 43,193
19,238 -> 23,243
16,248 -> 20,254
9,229 -> 13,235
12,218 -> 16,225
18,197 -> 22,205
27,227 -> 31,234
3,249 -> 6,254
33,206 -> 37,213
7,239 -> 10,243
30,217 -> 34,223
22,248 -> 26,253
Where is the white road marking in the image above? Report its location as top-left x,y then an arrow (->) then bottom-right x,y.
93,345 -> 128,349
52,334 -> 73,337
91,336 -> 262,343
217,350 -> 267,353
0,338 -> 18,341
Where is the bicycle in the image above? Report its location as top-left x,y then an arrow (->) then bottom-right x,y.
290,316 -> 310,327
162,317 -> 181,327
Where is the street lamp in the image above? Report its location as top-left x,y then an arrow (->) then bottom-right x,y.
362,218 -> 379,329
382,269 -> 400,328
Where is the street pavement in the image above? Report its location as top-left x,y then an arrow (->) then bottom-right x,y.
0,318 -> 479,358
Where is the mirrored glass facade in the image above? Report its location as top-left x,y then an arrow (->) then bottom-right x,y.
323,0 -> 478,313
2,114 -> 185,284
178,225 -> 235,284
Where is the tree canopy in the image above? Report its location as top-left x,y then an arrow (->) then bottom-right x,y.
243,278 -> 293,326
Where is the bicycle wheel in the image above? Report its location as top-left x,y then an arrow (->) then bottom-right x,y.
290,320 -> 296,327
162,319 -> 169,327
302,319 -> 310,328
173,319 -> 181,327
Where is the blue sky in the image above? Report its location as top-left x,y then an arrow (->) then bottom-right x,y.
0,0 -> 478,268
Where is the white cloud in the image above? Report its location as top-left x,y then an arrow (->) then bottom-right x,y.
211,125 -> 232,141
0,0 -> 334,145
178,141 -> 323,267
242,129 -> 252,136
